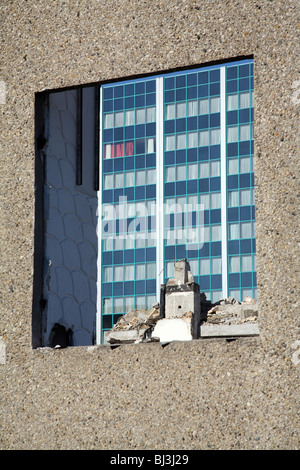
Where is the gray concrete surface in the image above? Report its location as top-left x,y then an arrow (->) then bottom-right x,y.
0,0 -> 299,450
200,323 -> 260,337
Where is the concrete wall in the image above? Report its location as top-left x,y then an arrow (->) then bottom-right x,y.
0,0 -> 299,449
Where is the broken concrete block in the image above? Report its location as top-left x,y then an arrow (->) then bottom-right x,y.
105,306 -> 161,344
207,305 -> 222,315
151,315 -> 193,342
120,309 -> 148,324
167,258 -> 194,286
241,298 -> 258,319
105,328 -> 141,344
165,288 -> 199,319
224,303 -> 243,317
174,258 -> 191,284
164,259 -> 202,338
200,322 -> 260,337
165,288 -> 201,338
104,263 -> 259,345
242,304 -> 258,318
206,296 -> 258,325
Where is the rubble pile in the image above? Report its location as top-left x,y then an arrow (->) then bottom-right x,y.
105,305 -> 161,345
206,296 -> 258,325
105,259 -> 260,345
200,295 -> 259,338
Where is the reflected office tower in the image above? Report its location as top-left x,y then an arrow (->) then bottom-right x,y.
99,60 -> 255,342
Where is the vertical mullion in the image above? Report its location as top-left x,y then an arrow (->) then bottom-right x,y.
220,66 -> 228,298
96,86 -> 103,344
156,77 -> 164,300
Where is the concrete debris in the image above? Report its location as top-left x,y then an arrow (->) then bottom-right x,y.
200,294 -> 259,337
206,296 -> 258,325
105,259 -> 259,344
105,306 -> 161,344
167,258 -> 194,286
105,259 -> 203,344
200,323 -> 260,338
152,313 -> 194,343
164,259 -> 203,339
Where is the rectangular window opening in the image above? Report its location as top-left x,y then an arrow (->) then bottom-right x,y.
36,58 -> 255,347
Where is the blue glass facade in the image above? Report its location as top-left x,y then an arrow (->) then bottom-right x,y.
99,59 -> 255,342
163,66 -> 223,302
226,61 -> 256,301
101,79 -> 158,342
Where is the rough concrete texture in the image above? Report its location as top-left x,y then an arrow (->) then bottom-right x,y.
200,323 -> 260,337
105,307 -> 161,344
206,296 -> 259,324
0,0 -> 299,450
